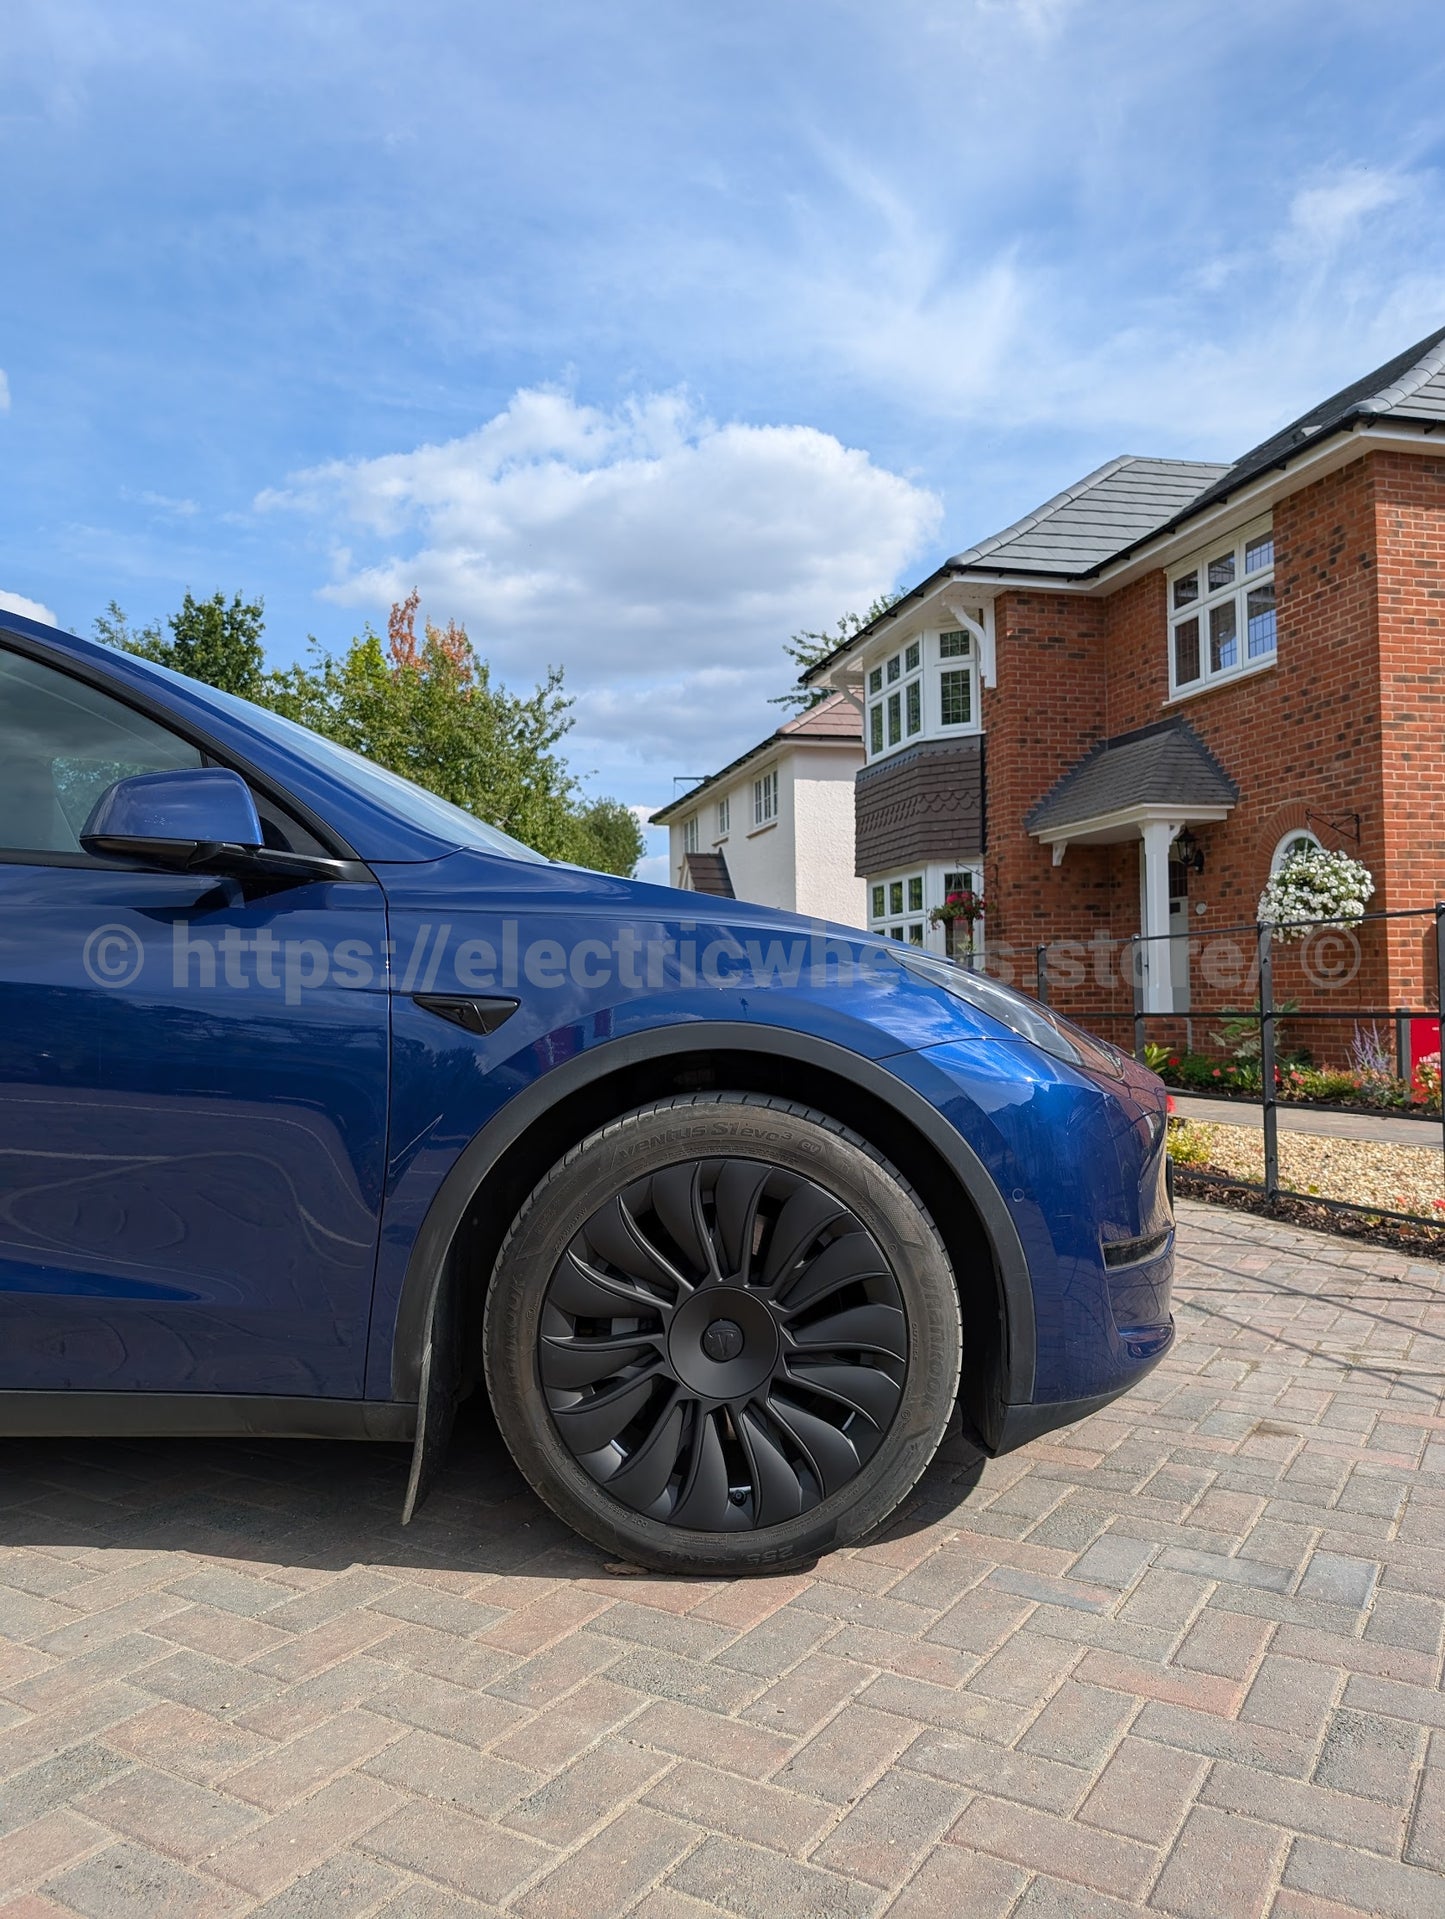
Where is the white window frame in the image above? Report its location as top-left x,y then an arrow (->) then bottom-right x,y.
866,862 -> 981,954
1167,516 -> 1276,699
715,794 -> 730,838
865,631 -> 981,763
683,814 -> 698,854
935,628 -> 978,735
1270,828 -> 1320,876
865,637 -> 923,759
752,766 -> 779,828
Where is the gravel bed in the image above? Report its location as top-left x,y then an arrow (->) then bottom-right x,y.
1180,1122 -> 1445,1220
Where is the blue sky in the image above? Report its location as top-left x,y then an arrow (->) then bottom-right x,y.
3,0 -> 1444,877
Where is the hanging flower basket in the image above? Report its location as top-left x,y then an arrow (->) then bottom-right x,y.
928,889 -> 986,957
928,888 -> 986,929
1257,848 -> 1374,941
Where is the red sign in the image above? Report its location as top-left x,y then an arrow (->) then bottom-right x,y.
1409,1017 -> 1441,1072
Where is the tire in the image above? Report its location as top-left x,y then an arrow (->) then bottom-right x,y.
483,1093 -> 964,1573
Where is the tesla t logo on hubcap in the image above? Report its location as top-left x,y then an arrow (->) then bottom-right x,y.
665,1285 -> 780,1396
701,1318 -> 744,1363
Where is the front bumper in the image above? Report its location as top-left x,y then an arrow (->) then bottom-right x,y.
889,1036 -> 1176,1443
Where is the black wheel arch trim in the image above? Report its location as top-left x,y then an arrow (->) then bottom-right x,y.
389,1023 -> 1038,1412
990,1346 -> 1171,1455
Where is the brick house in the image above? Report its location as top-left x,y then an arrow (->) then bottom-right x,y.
804,326 -> 1445,1047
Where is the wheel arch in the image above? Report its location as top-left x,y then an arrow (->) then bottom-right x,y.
391,1026 -> 1036,1481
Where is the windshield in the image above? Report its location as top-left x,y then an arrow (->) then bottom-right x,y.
124,655 -> 549,864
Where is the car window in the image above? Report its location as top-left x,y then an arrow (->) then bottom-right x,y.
122,655 -> 549,863
0,648 -> 203,855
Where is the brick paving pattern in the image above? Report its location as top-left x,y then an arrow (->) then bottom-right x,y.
1,1196 -> 1442,1917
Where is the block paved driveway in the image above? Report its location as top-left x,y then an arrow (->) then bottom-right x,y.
2,1198 -> 1443,1919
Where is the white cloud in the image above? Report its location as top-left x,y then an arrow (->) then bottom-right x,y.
633,846 -> 672,888
131,488 -> 200,517
1285,166 -> 1410,258
0,588 -> 57,625
0,370 -> 9,412
261,388 -> 940,770
770,145 -> 1445,458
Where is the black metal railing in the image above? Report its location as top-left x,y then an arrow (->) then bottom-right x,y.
1034,903 -> 1445,1231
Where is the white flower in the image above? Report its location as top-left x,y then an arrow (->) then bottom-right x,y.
1257,849 -> 1374,940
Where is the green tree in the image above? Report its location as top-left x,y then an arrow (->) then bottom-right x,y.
96,587 -> 644,875
97,590 -> 266,699
562,797 -> 645,876
771,594 -> 900,711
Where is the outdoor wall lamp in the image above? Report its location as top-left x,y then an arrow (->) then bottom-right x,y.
1172,827 -> 1205,874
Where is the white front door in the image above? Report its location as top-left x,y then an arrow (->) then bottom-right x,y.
1168,886 -> 1191,1013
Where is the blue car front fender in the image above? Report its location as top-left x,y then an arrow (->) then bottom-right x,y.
378,1017 -> 1039,1418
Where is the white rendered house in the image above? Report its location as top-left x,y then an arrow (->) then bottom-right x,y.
651,694 -> 866,927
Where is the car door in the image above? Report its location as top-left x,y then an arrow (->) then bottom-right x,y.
0,643 -> 391,1399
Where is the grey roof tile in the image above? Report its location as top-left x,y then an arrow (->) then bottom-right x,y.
947,456 -> 1227,578
1026,720 -> 1238,835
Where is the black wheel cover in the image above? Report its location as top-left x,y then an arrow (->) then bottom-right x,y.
537,1156 -> 908,1531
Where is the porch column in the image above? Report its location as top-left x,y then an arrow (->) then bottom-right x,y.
1139,821 -> 1179,1014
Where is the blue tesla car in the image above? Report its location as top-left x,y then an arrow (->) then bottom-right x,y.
0,612 -> 1173,1572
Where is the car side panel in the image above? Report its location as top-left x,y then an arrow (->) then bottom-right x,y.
0,862 -> 390,1396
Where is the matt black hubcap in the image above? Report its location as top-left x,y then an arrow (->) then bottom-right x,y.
538,1157 -> 908,1531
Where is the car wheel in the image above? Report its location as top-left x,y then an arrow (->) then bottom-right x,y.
483,1093 -> 963,1573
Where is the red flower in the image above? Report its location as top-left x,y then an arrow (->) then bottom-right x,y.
1211,1068 -> 1221,1078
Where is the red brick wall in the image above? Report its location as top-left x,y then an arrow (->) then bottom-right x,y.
980,590 -> 1114,992
1372,449 -> 1445,1008
1101,573 -> 1167,734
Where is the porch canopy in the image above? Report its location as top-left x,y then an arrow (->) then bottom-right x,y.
1027,720 -> 1237,1010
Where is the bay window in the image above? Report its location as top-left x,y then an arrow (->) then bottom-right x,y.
867,864 -> 980,952
864,630 -> 980,761
867,638 -> 923,755
937,630 -> 974,728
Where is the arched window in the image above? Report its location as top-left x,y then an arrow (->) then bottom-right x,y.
1270,828 -> 1320,875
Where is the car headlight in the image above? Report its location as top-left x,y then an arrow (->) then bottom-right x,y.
892,949 -> 1124,1077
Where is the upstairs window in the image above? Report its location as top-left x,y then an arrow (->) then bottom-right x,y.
867,638 -> 923,756
865,630 -> 980,759
1169,519 -> 1275,697
753,767 -> 778,827
683,814 -> 698,854
937,630 -> 974,729
716,794 -> 729,836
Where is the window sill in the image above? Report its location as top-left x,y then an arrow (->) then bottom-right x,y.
1163,654 -> 1276,708
746,819 -> 778,839
865,727 -> 984,767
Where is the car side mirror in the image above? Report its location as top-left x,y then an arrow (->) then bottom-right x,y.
81,768 -> 264,871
